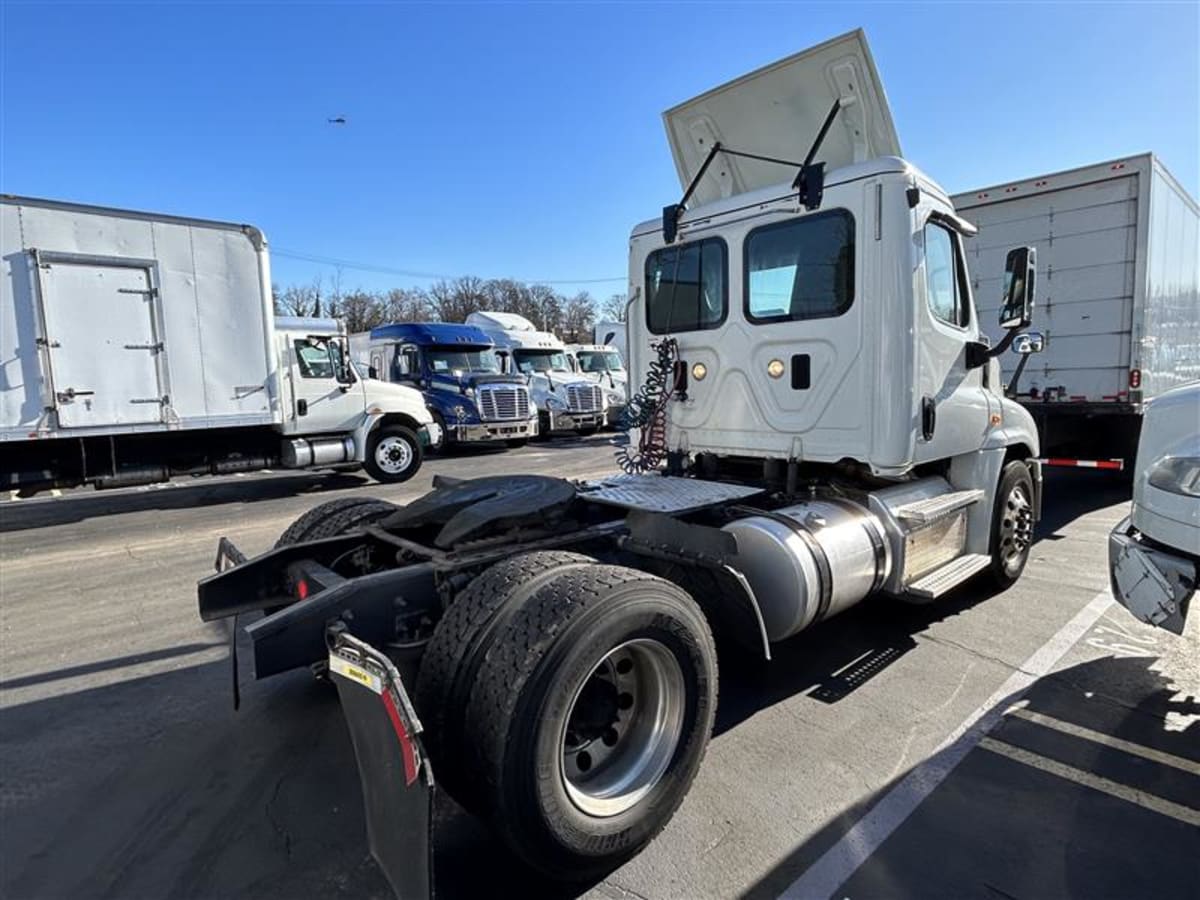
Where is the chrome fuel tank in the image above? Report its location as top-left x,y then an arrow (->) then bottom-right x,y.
723,500 -> 891,641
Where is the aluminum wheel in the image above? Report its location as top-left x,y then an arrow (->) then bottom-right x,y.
374,435 -> 413,475
999,482 -> 1034,574
559,638 -> 685,818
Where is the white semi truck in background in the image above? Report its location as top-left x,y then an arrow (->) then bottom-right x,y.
199,31 -> 1049,897
594,318 -> 629,363
0,195 -> 437,492
1109,380 -> 1199,634
566,342 -> 628,426
465,310 -> 609,435
951,154 -> 1200,470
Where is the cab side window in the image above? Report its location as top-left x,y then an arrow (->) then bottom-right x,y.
924,222 -> 970,328
392,345 -> 419,379
294,340 -> 335,379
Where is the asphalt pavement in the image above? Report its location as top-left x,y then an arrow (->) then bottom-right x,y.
1,444 -> 1196,900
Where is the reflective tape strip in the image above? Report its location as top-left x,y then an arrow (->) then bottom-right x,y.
1038,458 -> 1124,470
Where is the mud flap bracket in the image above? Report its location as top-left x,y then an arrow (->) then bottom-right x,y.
329,629 -> 434,899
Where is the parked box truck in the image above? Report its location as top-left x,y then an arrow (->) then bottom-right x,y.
951,154 -> 1200,466
1,195 -> 437,491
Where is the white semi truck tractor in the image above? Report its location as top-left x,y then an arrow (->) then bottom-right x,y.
198,30 -> 1043,897
466,311 -> 608,435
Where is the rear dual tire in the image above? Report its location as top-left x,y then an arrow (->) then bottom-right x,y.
418,559 -> 717,880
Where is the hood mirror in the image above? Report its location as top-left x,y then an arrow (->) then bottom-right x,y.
1012,331 -> 1045,355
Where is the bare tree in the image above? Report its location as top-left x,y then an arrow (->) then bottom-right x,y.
600,293 -> 628,323
276,275 -> 324,317
561,291 -> 596,342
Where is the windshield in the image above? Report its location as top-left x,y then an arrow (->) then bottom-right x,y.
426,346 -> 500,376
576,350 -> 624,373
513,348 -> 570,374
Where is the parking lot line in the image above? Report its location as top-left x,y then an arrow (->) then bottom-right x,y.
977,736 -> 1200,826
779,590 -> 1113,900
1005,706 -> 1200,775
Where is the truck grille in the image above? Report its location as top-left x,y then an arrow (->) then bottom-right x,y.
566,384 -> 603,413
478,384 -> 531,422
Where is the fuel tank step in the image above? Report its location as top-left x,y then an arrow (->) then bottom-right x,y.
906,553 -> 991,599
894,489 -> 984,525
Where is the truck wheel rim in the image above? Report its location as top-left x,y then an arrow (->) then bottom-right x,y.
559,638 -> 685,818
375,437 -> 412,474
999,483 -> 1033,573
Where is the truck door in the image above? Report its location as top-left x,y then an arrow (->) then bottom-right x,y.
913,216 -> 991,462
286,336 -> 365,433
37,254 -> 166,428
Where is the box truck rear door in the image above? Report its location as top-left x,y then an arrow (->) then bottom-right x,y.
663,29 -> 900,207
38,255 -> 165,428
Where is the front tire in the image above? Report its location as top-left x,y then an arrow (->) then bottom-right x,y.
364,425 -> 422,483
465,565 -> 717,880
987,461 -> 1035,589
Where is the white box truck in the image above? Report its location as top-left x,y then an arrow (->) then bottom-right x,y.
951,155 -> 1200,468
1,195 -> 438,491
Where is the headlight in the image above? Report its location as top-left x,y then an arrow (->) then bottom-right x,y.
546,395 -> 566,410
1148,457 -> 1200,497
607,390 -> 625,404
464,386 -> 475,398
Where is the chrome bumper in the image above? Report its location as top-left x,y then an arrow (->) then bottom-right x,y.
447,417 -> 537,443
1107,515 -> 1196,634
549,409 -> 604,432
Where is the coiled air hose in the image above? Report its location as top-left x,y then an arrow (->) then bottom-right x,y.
615,337 -> 678,474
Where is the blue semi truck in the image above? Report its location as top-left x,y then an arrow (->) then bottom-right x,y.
350,323 -> 537,448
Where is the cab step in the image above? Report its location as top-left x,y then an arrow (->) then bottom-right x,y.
894,489 -> 985,525
906,553 -> 991,599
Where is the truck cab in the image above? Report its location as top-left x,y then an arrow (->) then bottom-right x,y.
566,343 -> 629,426
466,312 -> 607,435
275,317 -> 437,482
625,29 -> 1042,596
351,322 -> 536,448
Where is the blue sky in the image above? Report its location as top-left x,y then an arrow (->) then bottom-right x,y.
3,2 -> 1197,297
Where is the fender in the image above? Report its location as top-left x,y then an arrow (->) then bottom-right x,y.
352,411 -> 432,463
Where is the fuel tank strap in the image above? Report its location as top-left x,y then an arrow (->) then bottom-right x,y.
825,498 -> 889,594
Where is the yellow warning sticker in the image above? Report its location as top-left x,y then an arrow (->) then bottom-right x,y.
329,655 -> 383,693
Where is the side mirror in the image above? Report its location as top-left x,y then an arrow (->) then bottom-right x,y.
1012,331 -> 1045,355
367,365 -> 379,380
999,246 -> 1036,330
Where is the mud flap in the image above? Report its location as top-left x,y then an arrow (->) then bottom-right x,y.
329,631 -> 434,899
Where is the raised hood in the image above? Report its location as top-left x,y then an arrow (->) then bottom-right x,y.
663,29 -> 900,206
